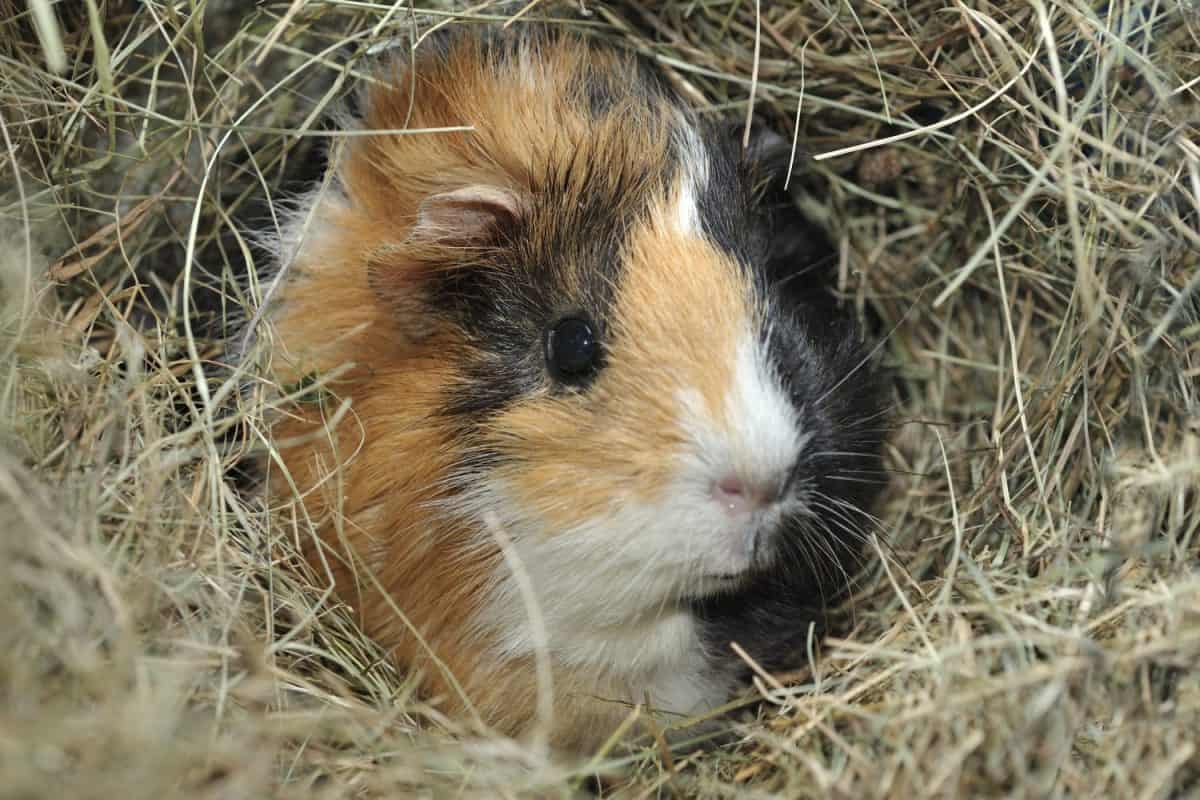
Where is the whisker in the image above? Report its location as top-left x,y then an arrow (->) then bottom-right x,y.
807,494 -> 889,552
810,449 -> 887,459
814,290 -> 926,408
821,493 -> 888,533
811,495 -> 912,586
824,474 -> 892,485
768,251 -> 840,292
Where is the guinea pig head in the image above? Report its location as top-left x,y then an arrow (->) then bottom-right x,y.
267,31 -> 885,690
368,147 -> 880,624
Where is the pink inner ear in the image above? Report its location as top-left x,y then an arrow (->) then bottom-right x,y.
410,185 -> 524,244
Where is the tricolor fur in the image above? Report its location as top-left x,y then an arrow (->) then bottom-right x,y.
262,26 -> 886,752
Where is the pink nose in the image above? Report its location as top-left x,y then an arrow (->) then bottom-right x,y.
712,475 -> 776,514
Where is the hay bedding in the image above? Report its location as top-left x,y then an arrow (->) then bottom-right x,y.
0,0 -> 1197,796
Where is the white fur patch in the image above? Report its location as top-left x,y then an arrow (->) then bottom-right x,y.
270,181 -> 347,270
471,509 -> 733,715
675,177 -> 701,235
233,175 -> 350,363
673,120 -> 710,235
726,330 -> 809,486
673,329 -> 807,565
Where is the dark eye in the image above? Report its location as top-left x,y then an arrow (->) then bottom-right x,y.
545,316 -> 602,383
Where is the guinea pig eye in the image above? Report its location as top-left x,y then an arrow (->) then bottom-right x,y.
545,317 -> 601,383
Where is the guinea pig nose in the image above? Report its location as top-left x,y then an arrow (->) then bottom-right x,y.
711,475 -> 779,514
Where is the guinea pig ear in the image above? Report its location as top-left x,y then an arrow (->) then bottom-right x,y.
743,126 -> 789,168
406,185 -> 525,247
739,124 -> 811,186
367,184 -> 527,340
743,124 -> 839,308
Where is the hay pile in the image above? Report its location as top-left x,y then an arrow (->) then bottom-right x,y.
2,0 -> 1197,796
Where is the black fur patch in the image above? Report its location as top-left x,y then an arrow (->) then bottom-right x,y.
693,310 -> 887,679
674,117 -> 890,682
692,191 -> 888,679
432,139 -> 670,421
575,45 -> 676,119
691,122 -> 771,270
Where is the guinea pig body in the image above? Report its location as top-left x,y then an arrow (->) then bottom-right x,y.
261,26 -> 886,752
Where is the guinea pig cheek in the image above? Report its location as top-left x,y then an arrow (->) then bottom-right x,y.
463,391 -> 700,615
478,395 -> 682,536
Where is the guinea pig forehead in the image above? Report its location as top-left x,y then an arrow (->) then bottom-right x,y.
481,143 -> 678,322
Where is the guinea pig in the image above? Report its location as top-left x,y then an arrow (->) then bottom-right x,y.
257,24 -> 887,754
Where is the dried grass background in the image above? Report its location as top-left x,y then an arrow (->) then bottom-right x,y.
2,0 -> 1198,797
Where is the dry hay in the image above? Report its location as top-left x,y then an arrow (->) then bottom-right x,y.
1,0 -> 1198,797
